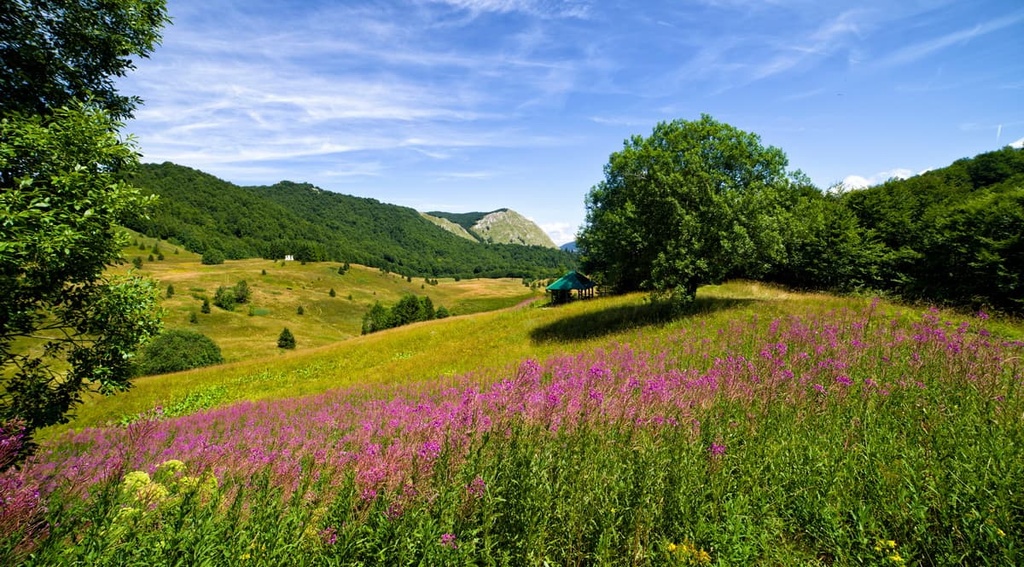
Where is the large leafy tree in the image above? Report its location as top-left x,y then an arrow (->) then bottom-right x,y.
577,115 -> 792,301
1,0 -> 169,448
1,0 -> 168,119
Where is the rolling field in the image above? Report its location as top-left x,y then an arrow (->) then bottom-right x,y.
116,232 -> 541,363
5,280 -> 1024,565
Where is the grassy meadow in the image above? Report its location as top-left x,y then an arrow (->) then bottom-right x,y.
4,279 -> 1024,565
116,232 -> 540,363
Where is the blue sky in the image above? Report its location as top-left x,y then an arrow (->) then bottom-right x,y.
118,0 -> 1023,245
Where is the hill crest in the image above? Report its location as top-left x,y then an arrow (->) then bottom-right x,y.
425,209 -> 557,249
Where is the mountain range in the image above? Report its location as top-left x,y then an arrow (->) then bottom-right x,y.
125,162 -> 573,279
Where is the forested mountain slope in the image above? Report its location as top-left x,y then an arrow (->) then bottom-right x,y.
125,162 -> 573,278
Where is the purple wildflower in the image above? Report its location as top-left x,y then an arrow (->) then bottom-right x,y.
466,475 -> 486,499
709,443 -> 726,457
440,532 -> 458,548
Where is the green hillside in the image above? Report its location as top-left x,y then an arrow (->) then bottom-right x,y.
117,230 -> 540,365
125,162 -> 574,279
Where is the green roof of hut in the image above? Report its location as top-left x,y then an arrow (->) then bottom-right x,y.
546,271 -> 595,292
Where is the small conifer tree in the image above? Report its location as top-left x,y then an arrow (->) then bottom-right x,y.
277,328 -> 296,349
201,298 -> 211,314
166,284 -> 174,298
132,256 -> 143,269
189,311 -> 198,324
329,288 -> 336,297
297,305 -> 304,315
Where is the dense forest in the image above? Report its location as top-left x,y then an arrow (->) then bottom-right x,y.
761,147 -> 1024,313
125,163 -> 574,279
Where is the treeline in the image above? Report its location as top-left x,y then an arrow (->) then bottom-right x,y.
361,294 -> 449,335
125,163 -> 573,279
759,146 -> 1024,313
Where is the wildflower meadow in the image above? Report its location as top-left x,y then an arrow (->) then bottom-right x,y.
2,299 -> 1022,565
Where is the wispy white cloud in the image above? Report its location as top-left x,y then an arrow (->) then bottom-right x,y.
876,11 -> 1024,67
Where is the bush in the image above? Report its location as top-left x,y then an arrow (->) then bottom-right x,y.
201,249 -> 225,265
213,286 -> 236,311
200,298 -> 211,314
135,330 -> 223,376
166,284 -> 174,298
277,328 -> 295,349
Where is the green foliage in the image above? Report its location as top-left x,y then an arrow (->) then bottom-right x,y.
132,256 -> 143,269
188,312 -> 198,324
435,306 -> 450,319
125,163 -> 573,279
0,0 -> 169,120
212,281 -> 250,311
277,328 -> 295,349
296,305 -> 304,316
166,284 -> 174,298
329,288 -> 336,298
200,298 -> 211,314
201,249 -> 225,265
839,146 -> 1024,312
361,295 -> 442,334
135,329 -> 223,376
578,115 -> 792,302
213,286 -> 237,311
0,105 -> 163,440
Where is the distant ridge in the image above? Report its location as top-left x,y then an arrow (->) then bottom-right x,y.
125,162 -> 573,279
560,241 -> 577,253
426,209 -> 558,249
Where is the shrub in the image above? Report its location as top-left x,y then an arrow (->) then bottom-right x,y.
296,305 -> 304,316
329,288 -> 336,297
277,328 -> 295,349
166,284 -> 174,298
201,249 -> 225,265
135,330 -> 223,376
132,256 -> 143,269
188,312 -> 198,324
213,286 -> 236,311
200,298 -> 210,314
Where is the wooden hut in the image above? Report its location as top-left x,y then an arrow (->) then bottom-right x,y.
546,271 -> 596,304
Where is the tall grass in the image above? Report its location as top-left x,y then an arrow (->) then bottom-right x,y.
4,298 -> 1021,564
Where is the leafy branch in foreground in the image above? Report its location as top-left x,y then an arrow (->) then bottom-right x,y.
0,105 -> 162,454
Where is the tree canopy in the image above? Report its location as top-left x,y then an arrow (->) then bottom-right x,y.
0,0 -> 169,119
577,115 -> 793,301
1,0 -> 168,452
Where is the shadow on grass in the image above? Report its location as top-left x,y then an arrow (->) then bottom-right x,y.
530,296 -> 758,344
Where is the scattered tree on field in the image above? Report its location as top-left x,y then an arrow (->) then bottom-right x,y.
277,328 -> 296,349
201,249 -> 225,265
577,114 -> 793,302
135,330 -> 223,376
